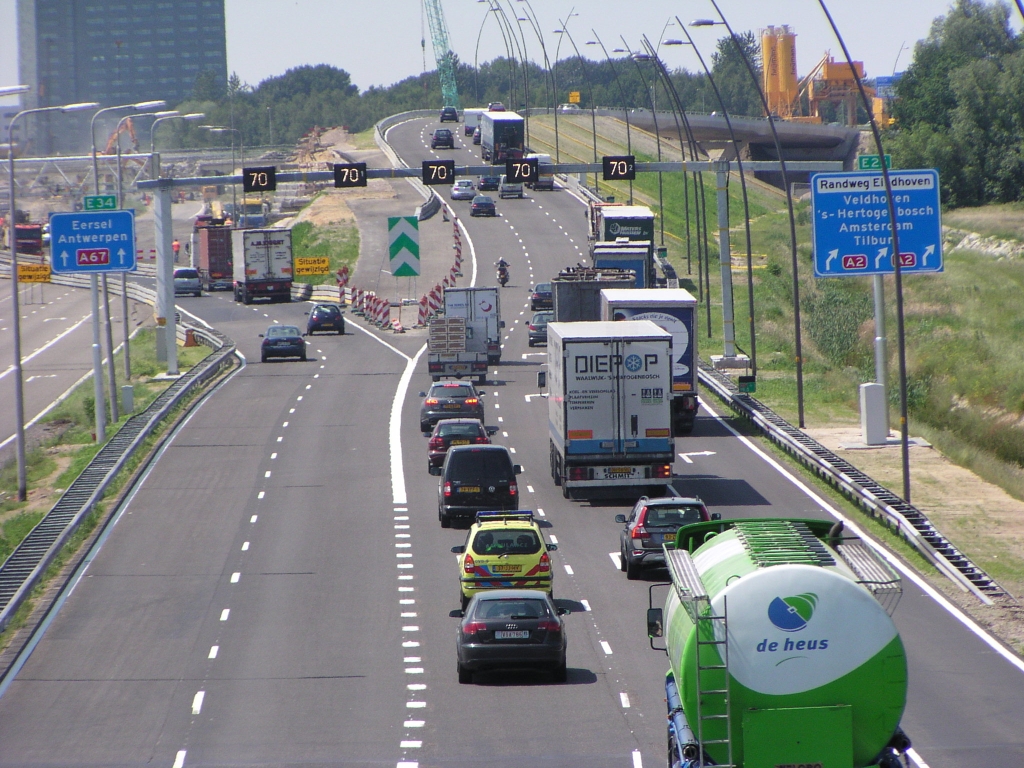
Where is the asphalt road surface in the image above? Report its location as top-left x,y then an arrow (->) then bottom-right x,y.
0,116 -> 1019,768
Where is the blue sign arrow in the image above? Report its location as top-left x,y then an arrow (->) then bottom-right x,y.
811,169 -> 943,277
49,210 -> 137,274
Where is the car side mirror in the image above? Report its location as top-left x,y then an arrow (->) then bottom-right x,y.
486,426 -> 499,435
304,311 -> 310,315
513,464 -> 522,475
418,392 -> 426,398
556,606 -> 569,616
537,371 -> 546,388
546,543 -> 558,551
429,466 -> 441,476
614,514 -> 627,524
302,333 -> 308,337
500,320 -> 506,328
258,334 -> 264,338
449,609 -> 464,618
451,545 -> 465,554
647,608 -> 664,638
711,512 -> 722,521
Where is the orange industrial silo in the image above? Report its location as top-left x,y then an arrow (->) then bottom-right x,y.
760,27 -> 780,116
776,25 -> 799,118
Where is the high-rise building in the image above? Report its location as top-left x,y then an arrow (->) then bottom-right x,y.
17,0 -> 227,153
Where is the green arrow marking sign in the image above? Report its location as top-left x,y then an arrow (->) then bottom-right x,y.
388,216 -> 420,277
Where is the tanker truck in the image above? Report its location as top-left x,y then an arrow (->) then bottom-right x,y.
646,517 -> 911,768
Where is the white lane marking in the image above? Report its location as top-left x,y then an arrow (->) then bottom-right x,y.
191,690 -> 205,714
581,599 -> 591,611
314,374 -> 319,379
399,587 -> 415,592
230,573 -> 240,583
276,436 -> 283,442
395,515 -> 409,520
296,396 -> 303,401
270,453 -> 277,460
305,384 -> 311,390
400,741 -> 422,748
497,416 -> 503,422
397,762 -> 419,768
397,553 -> 412,558
220,609 -> 229,621
400,599 -> 415,605
405,668 -> 424,674
494,403 -> 500,409
509,447 -> 516,454
403,625 -> 419,631
700,399 -> 1024,676
403,640 -> 420,647
398,573 -> 413,578
264,471 -> 271,478
564,564 -> 574,575
620,692 -> 631,708
242,542 -> 249,551
609,552 -> 621,568
401,611 -> 417,617
209,646 -> 218,659
394,507 -> 408,511
391,344 -> 428,505
526,485 -> 534,493
907,748 -> 932,768
173,751 -> 187,768
549,535 -> 558,544
404,720 -> 425,728
404,656 -> 421,662
257,492 -> 264,500
632,750 -> 643,768
250,515 -> 258,523
503,431 -> 509,437
601,641 -> 613,655
282,421 -> 289,427
289,408 -> 295,414
396,534 -> 411,539
395,524 -> 410,529
396,541 -> 411,546
0,312 -> 91,383
406,701 -> 426,708
537,509 -> 545,517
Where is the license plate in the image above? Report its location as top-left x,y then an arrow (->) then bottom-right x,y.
451,439 -> 470,445
321,322 -> 335,328
459,486 -> 481,493
492,564 -> 521,573
444,404 -> 461,410
608,466 -> 634,477
495,630 -> 530,639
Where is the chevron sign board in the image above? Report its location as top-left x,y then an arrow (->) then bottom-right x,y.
388,216 -> 420,277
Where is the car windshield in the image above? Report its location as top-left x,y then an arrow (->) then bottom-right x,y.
645,505 -> 704,527
473,196 -> 493,204
474,598 -> 549,620
175,269 -> 199,279
439,423 -> 482,438
447,449 -> 511,480
536,283 -> 551,293
455,181 -> 473,188
532,312 -> 552,325
267,326 -> 300,338
313,306 -> 340,317
431,385 -> 474,398
472,529 -> 541,555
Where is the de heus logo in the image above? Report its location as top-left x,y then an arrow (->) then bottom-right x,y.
769,593 -> 817,632
757,593 -> 829,654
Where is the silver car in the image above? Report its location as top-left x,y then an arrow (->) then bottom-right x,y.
451,179 -> 476,201
173,268 -> 201,297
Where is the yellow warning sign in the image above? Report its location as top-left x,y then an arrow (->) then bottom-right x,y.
294,257 -> 331,276
17,264 -> 51,283
568,91 -> 581,104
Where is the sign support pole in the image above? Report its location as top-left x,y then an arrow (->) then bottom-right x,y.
90,275 -> 106,442
872,274 -> 889,432
102,273 -> 119,422
715,161 -> 736,359
154,181 -> 178,375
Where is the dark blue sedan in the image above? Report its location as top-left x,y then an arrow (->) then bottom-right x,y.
260,325 -> 307,362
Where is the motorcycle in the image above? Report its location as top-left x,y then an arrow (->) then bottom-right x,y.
497,265 -> 509,287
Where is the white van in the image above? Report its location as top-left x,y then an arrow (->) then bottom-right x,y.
498,174 -> 524,199
462,108 -> 485,136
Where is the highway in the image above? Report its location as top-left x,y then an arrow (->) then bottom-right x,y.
0,115 -> 1019,768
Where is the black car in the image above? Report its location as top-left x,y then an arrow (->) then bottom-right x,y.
529,282 -> 553,311
438,444 -> 521,528
306,303 -> 344,335
451,589 -> 567,683
440,106 -> 459,122
419,381 -> 486,433
614,496 -> 715,579
472,126 -> 481,145
527,311 -> 553,347
428,418 -> 491,472
477,175 -> 500,191
487,101 -> 506,111
470,195 -> 497,217
431,128 -> 455,149
260,324 -> 307,362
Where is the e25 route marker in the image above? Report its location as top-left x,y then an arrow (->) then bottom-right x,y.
812,169 -> 942,278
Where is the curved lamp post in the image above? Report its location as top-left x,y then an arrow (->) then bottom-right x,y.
555,21 -> 598,189
586,34 -> 633,204
7,97 -> 98,499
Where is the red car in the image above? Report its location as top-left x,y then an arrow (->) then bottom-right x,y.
428,418 -> 491,472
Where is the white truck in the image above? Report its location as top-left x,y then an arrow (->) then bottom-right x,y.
601,288 -> 700,435
443,286 -> 504,365
232,228 -> 293,304
526,153 -> 554,190
546,320 -> 675,498
427,316 -> 489,384
462,107 -> 485,137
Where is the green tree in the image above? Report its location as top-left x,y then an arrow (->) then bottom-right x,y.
710,32 -> 763,117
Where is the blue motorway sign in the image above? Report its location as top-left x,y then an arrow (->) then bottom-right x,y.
811,169 -> 942,277
49,210 -> 137,274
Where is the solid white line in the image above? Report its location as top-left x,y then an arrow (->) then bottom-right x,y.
601,641 -> 613,655
609,552 -> 621,568
632,750 -> 643,768
172,751 -> 186,768
906,748 -> 931,768
391,343 -> 428,505
702,399 -> 1024,676
346,320 -> 410,360
0,312 -> 90,383
191,690 -> 205,715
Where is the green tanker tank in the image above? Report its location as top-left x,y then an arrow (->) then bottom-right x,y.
646,518 -> 911,768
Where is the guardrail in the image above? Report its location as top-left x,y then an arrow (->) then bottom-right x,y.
697,361 -> 1011,604
0,275 -> 238,633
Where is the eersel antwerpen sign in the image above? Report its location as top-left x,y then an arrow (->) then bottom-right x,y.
811,169 -> 942,277
49,210 -> 137,274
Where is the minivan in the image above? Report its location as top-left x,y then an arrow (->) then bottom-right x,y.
498,174 -> 523,199
437,445 -> 522,528
173,268 -> 202,297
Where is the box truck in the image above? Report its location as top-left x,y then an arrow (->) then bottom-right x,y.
443,286 -> 503,365
427,316 -> 489,384
195,224 -> 233,291
232,228 -> 293,304
480,111 -> 525,163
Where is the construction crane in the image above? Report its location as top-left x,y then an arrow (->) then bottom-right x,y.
423,0 -> 460,109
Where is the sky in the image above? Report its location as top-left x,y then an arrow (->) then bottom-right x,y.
2,0 -> 1022,107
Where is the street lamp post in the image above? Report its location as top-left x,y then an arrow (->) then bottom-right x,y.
554,19 -> 597,188
90,100 -> 166,432
550,9 -> 578,163
7,96 -> 98,501
202,126 -> 243,225
516,0 -> 554,120
587,35 -> 633,204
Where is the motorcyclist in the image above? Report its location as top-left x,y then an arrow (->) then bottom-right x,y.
495,258 -> 510,285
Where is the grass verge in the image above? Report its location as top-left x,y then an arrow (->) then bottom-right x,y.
291,220 -> 360,287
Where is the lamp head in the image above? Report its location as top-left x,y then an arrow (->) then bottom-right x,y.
133,100 -> 167,110
62,102 -> 101,112
690,19 -> 719,27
